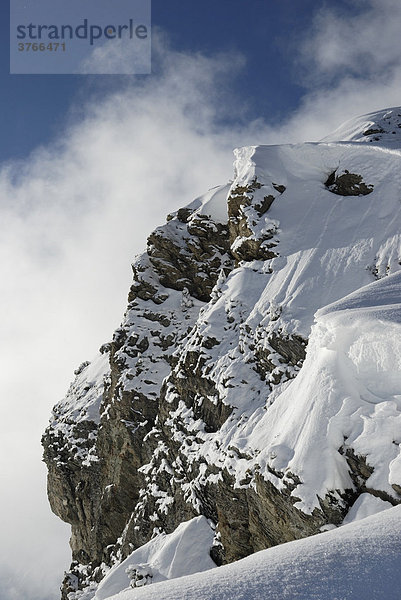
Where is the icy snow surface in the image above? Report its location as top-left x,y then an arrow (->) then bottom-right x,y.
105,505 -> 401,600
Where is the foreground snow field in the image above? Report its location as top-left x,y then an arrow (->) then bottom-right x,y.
105,505 -> 401,600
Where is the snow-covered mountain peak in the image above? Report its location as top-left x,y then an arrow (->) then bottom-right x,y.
43,108 -> 401,600
321,106 -> 401,144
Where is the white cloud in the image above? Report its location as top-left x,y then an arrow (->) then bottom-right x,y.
1,36 -> 286,599
281,0 -> 401,140
0,43 -> 248,600
77,37 -> 151,74
303,0 -> 401,79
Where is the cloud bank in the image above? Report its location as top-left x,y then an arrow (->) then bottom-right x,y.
0,45 -> 247,600
2,3 -> 401,596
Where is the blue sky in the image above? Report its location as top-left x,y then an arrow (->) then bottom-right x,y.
1,0 -> 356,163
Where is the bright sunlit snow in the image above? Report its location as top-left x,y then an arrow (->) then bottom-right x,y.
94,517 -> 215,599
104,505 -> 401,600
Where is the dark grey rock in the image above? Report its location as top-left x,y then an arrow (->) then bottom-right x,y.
325,170 -> 374,196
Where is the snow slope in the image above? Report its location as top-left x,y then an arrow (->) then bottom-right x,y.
94,517 -> 215,600
159,138 -> 401,509
232,140 -> 401,339
105,505 -> 401,600
321,106 -> 401,145
245,271 -> 401,512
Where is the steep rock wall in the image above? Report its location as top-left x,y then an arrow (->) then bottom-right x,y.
43,126 -> 401,598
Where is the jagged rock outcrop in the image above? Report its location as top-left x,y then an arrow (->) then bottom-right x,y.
43,108 -> 401,599
325,169 -> 374,196
227,177 -> 282,262
43,198 -> 236,596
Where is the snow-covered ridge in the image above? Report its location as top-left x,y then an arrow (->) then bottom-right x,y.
43,107 -> 401,599
231,140 -> 401,335
321,106 -> 401,144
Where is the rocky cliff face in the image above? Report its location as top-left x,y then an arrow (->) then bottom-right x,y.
43,107 -> 401,599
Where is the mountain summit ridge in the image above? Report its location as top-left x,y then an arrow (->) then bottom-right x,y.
43,107 -> 401,599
